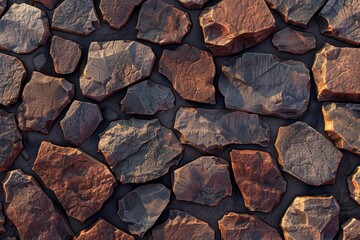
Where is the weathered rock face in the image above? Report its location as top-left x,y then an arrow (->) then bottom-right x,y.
33,141 -> 117,223
17,72 -> 75,134
172,156 -> 232,206
99,119 -> 183,183
0,0 -> 6,16
275,121 -> 343,186
348,166 -> 360,205
149,210 -> 215,240
159,44 -> 216,104
80,40 -> 155,101
118,184 -> 170,238
2,169 -> 73,239
219,53 -> 310,119
0,203 -> 5,234
281,196 -> 340,240
34,0 -> 60,9
272,27 -> 316,54
120,80 -> 175,115
0,3 -> 50,54
340,218 -> 360,240
312,44 -> 360,102
136,0 -> 191,45
174,107 -> 270,153
230,150 -> 287,213
199,0 -> 275,56
176,0 -> 208,9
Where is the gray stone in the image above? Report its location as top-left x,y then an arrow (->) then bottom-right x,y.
32,53 -> 47,71
272,27 -> 316,54
0,0 -> 6,16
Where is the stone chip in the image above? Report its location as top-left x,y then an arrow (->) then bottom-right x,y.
272,27 -> 316,54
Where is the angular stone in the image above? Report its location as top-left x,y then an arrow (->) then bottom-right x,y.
17,72 -> 75,134
149,210 -> 215,240
33,141 -> 117,223
50,36 -> 82,75
32,53 -> 47,71
80,40 -> 155,101
312,43 -> 360,102
0,3 -> 50,54
219,53 -> 310,119
3,169 -> 73,239
172,156 -> 232,206
176,0 -> 208,9
99,119 -> 183,183
281,196 -> 340,240
199,0 -> 275,56
230,150 -> 287,213
0,0 -> 6,16
120,80 -> 175,115
340,218 -> 360,240
159,44 -> 216,104
34,0 -> 60,9
136,0 -> 191,45
52,0 -> 100,36
272,27 -> 316,54
60,100 -> 103,146
118,184 -> 170,238
0,203 -> 5,234
348,166 -> 360,205
174,107 -> 270,153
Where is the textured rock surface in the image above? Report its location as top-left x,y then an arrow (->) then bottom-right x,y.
275,121 -> 343,186
348,166 -> 360,205
176,0 -> 208,9
219,53 -> 310,119
272,27 -> 316,54
0,0 -> 6,16
34,0 -> 60,9
80,40 -> 155,101
159,44 -> 216,104
230,150 -> 287,213
199,0 -> 275,56
118,184 -> 170,237
340,218 -> 360,240
0,203 -> 5,234
172,156 -> 232,206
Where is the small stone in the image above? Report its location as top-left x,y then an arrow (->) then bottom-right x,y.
0,0 -> 6,16
176,0 -> 208,9
32,53 -> 47,71
34,0 -> 60,9
230,150 -> 287,213
80,40 -> 155,101
18,71 -> 75,134
340,218 -> 360,240
172,156 -> 232,206
0,203 -> 5,234
118,184 -> 170,238
21,149 -> 30,160
136,0 -> 191,45
120,80 -> 175,115
159,44 -> 216,104
348,166 -> 360,205
199,0 -> 275,56
272,27 -> 316,54
219,53 -> 310,119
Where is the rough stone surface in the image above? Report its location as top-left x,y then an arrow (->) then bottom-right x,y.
120,80 -> 175,115
176,0 -> 208,9
136,0 -> 191,45
0,0 -> 6,16
17,71 -> 75,134
340,218 -> 360,240
348,166 -> 360,205
99,118 -> 183,183
312,43 -> 360,102
230,150 -> 287,213
80,40 -> 155,101
159,44 -> 216,104
0,3 -> 51,54
118,184 -> 170,238
172,156 -> 232,206
281,196 -> 340,240
32,53 -> 47,71
199,0 -> 275,56
219,53 -> 310,119
34,0 -> 60,9
0,203 -> 5,234
2,169 -> 74,239
275,121 -> 343,186
272,27 -> 316,54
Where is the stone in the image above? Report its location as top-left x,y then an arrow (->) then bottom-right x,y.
312,43 -> 360,102
0,3 -> 50,54
0,0 -> 6,16
17,71 -> 75,134
219,53 -> 311,119
34,0 -> 60,9
136,0 -> 191,45
348,166 -> 360,205
322,103 -> 360,156
340,218 -> 360,240
0,203 -> 5,234
99,118 -> 183,184
149,210 -> 215,240
176,0 -> 208,9
172,156 -> 232,206
50,36 -> 82,75
159,44 -> 216,104
3,169 -> 73,239
230,150 -> 287,213
60,100 -> 103,146
52,0 -> 100,36
33,141 -> 117,223
218,212 -> 282,240
80,40 -> 155,101
272,27 -> 316,54
281,196 -> 340,240
174,107 -> 270,153
0,53 -> 26,107
120,80 -> 175,115
32,53 -> 47,71
275,121 -> 343,186
199,0 -> 275,56
118,184 -> 170,238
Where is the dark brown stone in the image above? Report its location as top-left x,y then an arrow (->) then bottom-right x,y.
0,203 -> 5,234
0,0 -> 6,16
340,218 -> 360,240
34,0 -> 60,9
348,166 -> 360,205
176,0 -> 208,9
272,27 -> 316,54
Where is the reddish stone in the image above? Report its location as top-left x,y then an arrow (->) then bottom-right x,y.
340,218 -> 360,240
176,0 -> 208,9
34,0 -> 60,9
0,203 -> 5,234
348,166 -> 360,205
272,27 -> 316,54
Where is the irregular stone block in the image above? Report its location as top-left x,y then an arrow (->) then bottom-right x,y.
340,218 -> 360,240
176,0 -> 208,9
348,166 -> 360,205
0,203 -> 5,234
272,27 -> 316,54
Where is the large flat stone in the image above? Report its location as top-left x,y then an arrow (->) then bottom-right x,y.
340,218 -> 360,240
272,27 -> 316,54
348,166 -> 360,205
